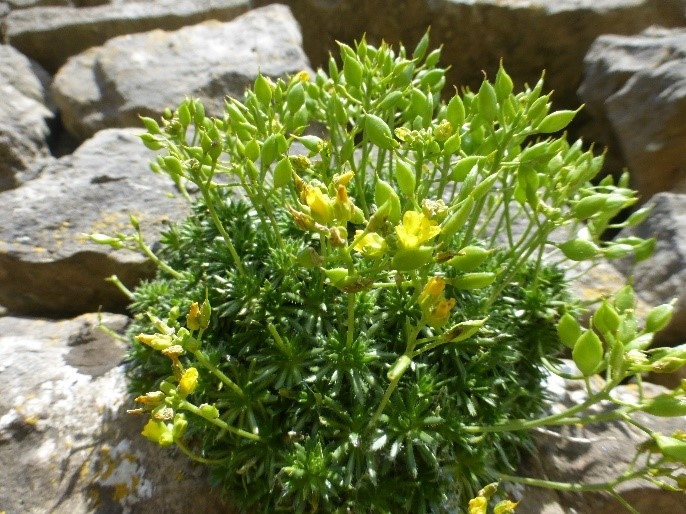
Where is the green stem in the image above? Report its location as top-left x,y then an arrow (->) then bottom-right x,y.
105,275 -> 135,300
134,235 -> 184,280
180,401 -> 261,442
346,293 -> 356,350
191,349 -> 245,399
175,438 -> 231,464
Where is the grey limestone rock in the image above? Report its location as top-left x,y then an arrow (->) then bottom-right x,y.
0,313 -> 234,514
0,127 -> 189,316
51,4 -> 312,142
3,0 -> 250,73
580,27 -> 686,199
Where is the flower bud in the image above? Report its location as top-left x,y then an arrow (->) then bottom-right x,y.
199,403 -> 220,420
172,413 -> 188,439
186,302 -> 202,331
178,367 -> 199,397
136,333 -> 173,351
141,419 -> 174,447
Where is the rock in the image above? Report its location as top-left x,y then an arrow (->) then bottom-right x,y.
0,313 -> 234,514
3,0 -> 250,73
255,0 -> 686,109
0,127 -> 189,316
51,4 -> 311,142
0,44 -> 54,191
612,192 -> 686,345
579,27 -> 686,200
515,368 -> 686,513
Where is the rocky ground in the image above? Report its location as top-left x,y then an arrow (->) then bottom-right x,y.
1,1 -> 686,513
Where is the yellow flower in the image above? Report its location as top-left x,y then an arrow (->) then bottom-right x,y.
353,230 -> 387,258
419,276 -> 446,304
468,496 -> 488,514
178,367 -> 199,397
305,186 -> 334,225
418,277 -> 456,329
141,419 -> 174,446
427,298 -> 456,329
395,210 -> 441,249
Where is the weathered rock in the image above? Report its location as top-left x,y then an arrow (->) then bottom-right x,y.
51,4 -> 311,142
255,0 -> 686,109
0,44 -> 54,190
579,27 -> 686,200
0,127 -> 189,316
0,313 -> 234,514
515,363 -> 686,514
611,192 -> 686,346
3,0 -> 250,73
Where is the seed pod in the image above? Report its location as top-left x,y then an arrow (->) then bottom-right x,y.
572,330 -> 604,376
193,99 -> 205,126
364,113 -> 396,150
450,272 -> 496,290
645,303 -> 674,333
477,80 -> 498,123
642,395 -> 686,417
198,403 -> 220,420
163,156 -> 184,178
394,158 -> 416,197
297,135 -> 323,153
444,318 -> 486,343
558,239 -> 599,261
451,156 -> 480,182
593,301 -> 621,336
254,74 -> 273,105
654,434 -> 686,463
177,103 -> 192,128
374,178 -> 401,223
140,133 -> 164,151
446,94 -> 465,129
343,55 -> 363,88
392,246 -> 434,271
471,173 -> 499,202
537,109 -> 577,133
243,139 -> 261,162
494,62 -> 514,102
624,207 -> 651,227
413,30 -> 430,61
557,312 -> 582,350
140,116 -> 161,134
573,194 -> 607,219
287,82 -> 306,111
439,196 -> 474,243
446,246 -> 491,272
443,132 -> 461,156
378,90 -> 404,111
272,157 -> 293,188
603,243 -> 635,259
527,96 -> 550,125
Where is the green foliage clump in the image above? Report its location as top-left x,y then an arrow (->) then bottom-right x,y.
92,32 -> 686,514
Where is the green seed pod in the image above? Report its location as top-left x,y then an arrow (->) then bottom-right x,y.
177,103 -> 191,128
593,301 -> 621,336
243,139 -> 261,162
439,196 -> 474,243
394,158 -> 416,197
446,245 -> 491,272
442,132 -> 461,156
254,74 -> 273,105
624,207 -> 651,227
272,157 -> 293,188
573,194 -> 607,219
387,355 -> 412,381
451,156 -> 479,182
378,90 -> 404,111
446,94 -> 465,129
572,330 -> 603,376
519,141 -> 550,163
602,243 -> 635,259
193,99 -> 205,126
287,82 -> 306,111
645,303 -> 674,333
324,267 -> 349,287
375,178 -> 401,223
409,88 -> 429,120
392,246 -> 434,271
557,312 -> 582,350
471,173 -> 499,202
654,434 -> 686,463
537,109 -> 577,133
343,55 -> 364,88
140,116 -> 161,134
526,95 -> 550,125
364,113 -> 396,150
450,272 -> 496,290
477,80 -> 498,123
419,69 -> 445,90
260,134 -> 279,166
617,315 -> 638,344
444,318 -> 486,343
642,395 -> 686,417
413,30 -> 430,61
494,62 -> 514,102
163,156 -> 184,179
140,133 -> 164,151
558,239 -> 599,261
